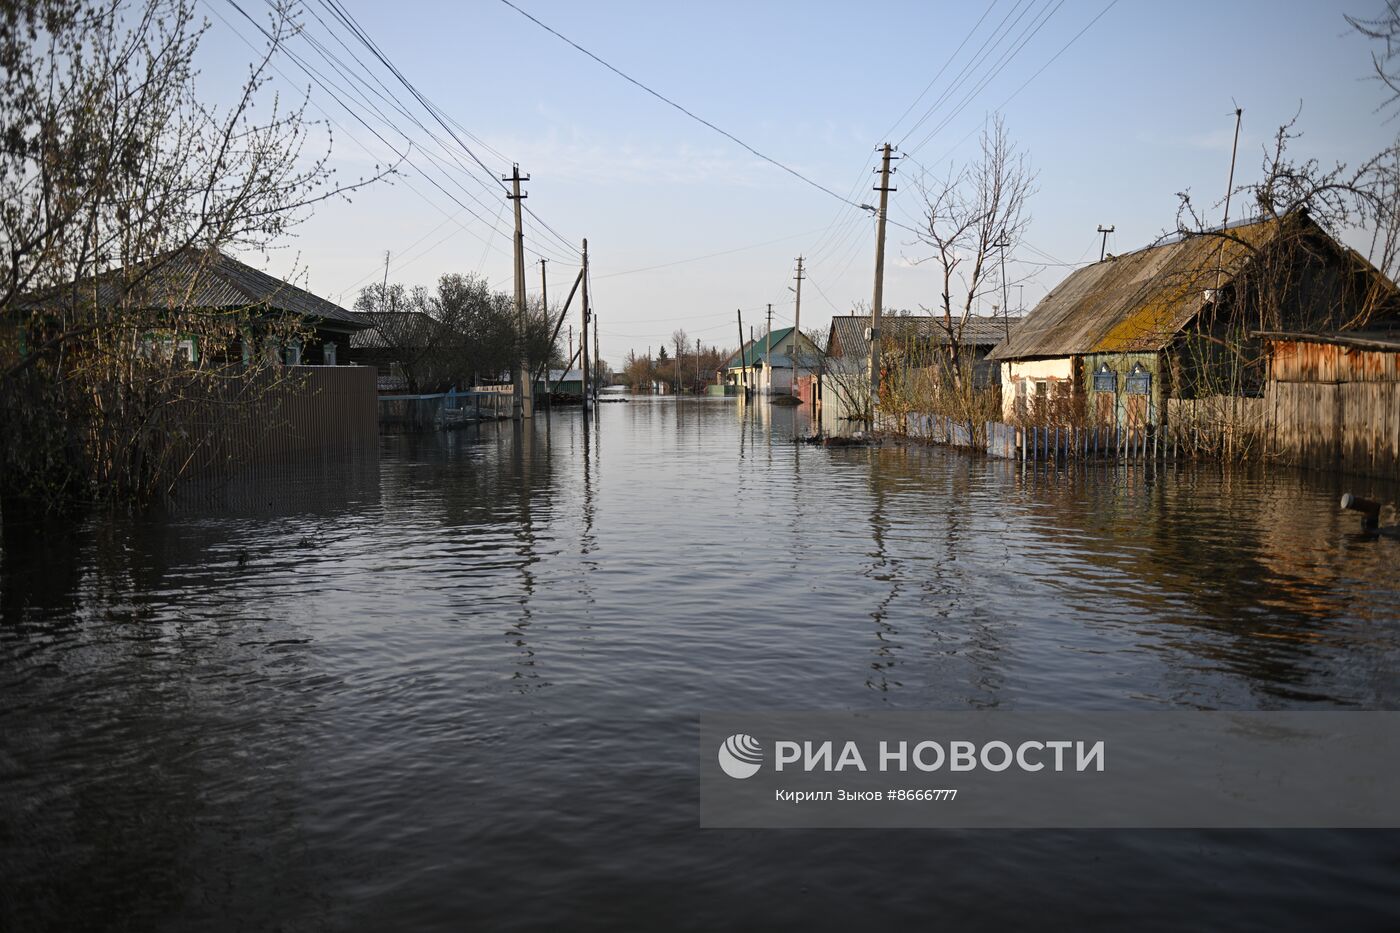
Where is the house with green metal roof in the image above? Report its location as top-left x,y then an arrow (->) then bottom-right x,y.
720,326 -> 818,396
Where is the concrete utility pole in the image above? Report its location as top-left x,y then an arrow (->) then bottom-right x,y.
1215,106 -> 1244,291
381,251 -> 390,312
505,164 -> 533,419
992,234 -> 1011,341
765,303 -> 773,397
1097,224 -> 1115,262
580,239 -> 590,417
869,143 -> 896,411
792,256 -> 804,399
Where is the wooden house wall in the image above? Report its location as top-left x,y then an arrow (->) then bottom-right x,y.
1265,339 -> 1400,478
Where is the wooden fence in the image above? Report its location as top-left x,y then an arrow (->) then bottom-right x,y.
985,421 -> 1164,462
1267,381 -> 1400,478
177,365 -> 377,493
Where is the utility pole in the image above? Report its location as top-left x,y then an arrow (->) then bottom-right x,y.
869,143 -> 896,412
505,164 -> 533,419
593,311 -> 601,407
765,303 -> 773,397
568,324 -> 573,367
992,234 -> 1011,341
675,336 -> 681,396
381,251 -> 390,312
580,239 -> 590,417
696,337 -> 702,394
1215,106 -> 1244,291
736,308 -> 747,399
1097,224 -> 1115,262
539,258 -> 549,410
792,256 -> 804,399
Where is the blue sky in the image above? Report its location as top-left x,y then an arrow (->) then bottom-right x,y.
200,0 -> 1395,365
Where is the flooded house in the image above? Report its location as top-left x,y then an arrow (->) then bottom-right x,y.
722,326 -> 819,395
825,314 -> 1012,387
986,212 -> 1399,432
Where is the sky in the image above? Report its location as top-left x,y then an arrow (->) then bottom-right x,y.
196,0 -> 1397,367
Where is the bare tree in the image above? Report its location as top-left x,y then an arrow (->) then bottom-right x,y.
0,0 -> 391,511
913,115 -> 1035,386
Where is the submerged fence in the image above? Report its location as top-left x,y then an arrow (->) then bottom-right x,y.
888,390 -> 1396,479
377,389 -> 511,432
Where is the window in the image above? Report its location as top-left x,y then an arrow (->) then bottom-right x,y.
284,339 -> 302,366
323,341 -> 337,366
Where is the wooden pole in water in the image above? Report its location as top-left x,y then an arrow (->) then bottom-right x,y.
580,239 -> 590,423
539,258 -> 549,411
736,308 -> 747,399
505,163 -> 533,420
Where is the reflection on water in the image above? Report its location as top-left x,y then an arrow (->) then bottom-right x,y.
2,397 -> 1399,931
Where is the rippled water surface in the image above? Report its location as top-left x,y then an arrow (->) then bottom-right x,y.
3,397 -> 1399,931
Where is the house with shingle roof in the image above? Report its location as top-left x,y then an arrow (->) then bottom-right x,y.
825,313 -> 1015,388
20,246 -> 370,367
986,212 -> 1399,429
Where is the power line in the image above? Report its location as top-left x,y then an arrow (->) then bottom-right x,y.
498,0 -> 863,210
318,0 -> 581,259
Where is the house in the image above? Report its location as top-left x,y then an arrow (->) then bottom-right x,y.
21,246 -> 372,365
987,212 -> 1399,429
825,314 -> 1014,388
721,326 -> 820,395
538,368 -> 584,396
1256,329 -> 1400,478
348,310 -> 442,392
10,246 -> 377,484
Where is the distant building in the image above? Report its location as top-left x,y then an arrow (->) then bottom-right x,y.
721,326 -> 820,395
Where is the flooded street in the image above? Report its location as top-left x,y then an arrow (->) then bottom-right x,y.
3,397 -> 1399,931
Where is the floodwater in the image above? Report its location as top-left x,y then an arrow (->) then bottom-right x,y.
2,397 -> 1399,931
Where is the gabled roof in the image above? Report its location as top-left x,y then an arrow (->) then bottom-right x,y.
828,314 -> 1015,360
725,326 -> 800,368
986,216 -> 1313,362
23,247 -> 366,328
350,311 -> 439,348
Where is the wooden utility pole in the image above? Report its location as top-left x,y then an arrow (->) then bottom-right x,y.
539,258 -> 549,410
505,164 -> 533,419
765,303 -> 773,397
581,238 -> 590,416
568,324 -> 573,366
736,308 -> 747,398
593,311 -> 601,407
1097,224 -> 1115,262
869,143 -> 896,409
792,256 -> 804,399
